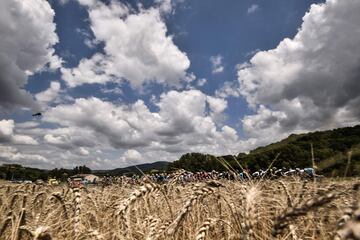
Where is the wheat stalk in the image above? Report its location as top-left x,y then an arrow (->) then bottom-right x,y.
196,218 -> 218,240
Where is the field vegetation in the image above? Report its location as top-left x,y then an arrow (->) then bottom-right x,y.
0,176 -> 359,240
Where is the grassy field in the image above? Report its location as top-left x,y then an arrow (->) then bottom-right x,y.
0,177 -> 359,240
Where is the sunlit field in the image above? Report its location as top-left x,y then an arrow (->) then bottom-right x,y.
0,177 -> 359,240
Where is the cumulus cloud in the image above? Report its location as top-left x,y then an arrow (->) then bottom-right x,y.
45,98 -> 153,148
16,121 -> 40,129
207,96 -> 227,114
197,78 -> 207,87
120,149 -> 143,165
76,28 -> 98,49
43,127 -> 98,150
58,0 -> 70,5
0,145 -> 47,166
35,81 -> 61,107
78,147 -> 90,156
210,55 -> 224,74
62,1 -> 190,88
100,86 -> 123,95
0,88 -> 268,169
247,4 -> 260,14
43,90 -> 248,159
0,0 -> 60,111
215,81 -> 241,98
0,120 -> 38,145
206,96 -> 227,123
156,90 -> 208,136
238,0 -> 360,140
155,0 -> 173,14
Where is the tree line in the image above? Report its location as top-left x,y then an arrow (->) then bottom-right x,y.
0,164 -> 92,182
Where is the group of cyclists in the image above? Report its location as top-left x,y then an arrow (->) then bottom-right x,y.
246,167 -> 316,179
63,166 -> 317,188
98,167 -> 317,185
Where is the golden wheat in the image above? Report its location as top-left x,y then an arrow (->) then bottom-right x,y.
0,177 -> 359,239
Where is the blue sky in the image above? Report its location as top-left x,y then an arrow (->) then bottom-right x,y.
33,0 -> 322,129
0,0 -> 359,169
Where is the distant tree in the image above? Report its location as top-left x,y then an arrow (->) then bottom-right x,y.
72,165 -> 92,174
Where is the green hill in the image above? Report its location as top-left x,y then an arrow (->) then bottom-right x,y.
94,161 -> 170,176
0,164 -> 49,181
169,125 -> 360,176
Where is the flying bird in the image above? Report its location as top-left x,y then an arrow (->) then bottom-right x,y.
32,112 -> 42,117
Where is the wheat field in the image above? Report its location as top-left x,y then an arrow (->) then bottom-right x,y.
0,177 -> 359,240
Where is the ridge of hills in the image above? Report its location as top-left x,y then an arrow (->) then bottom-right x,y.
169,125 -> 360,176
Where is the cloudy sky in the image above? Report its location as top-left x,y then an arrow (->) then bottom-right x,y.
0,0 -> 359,169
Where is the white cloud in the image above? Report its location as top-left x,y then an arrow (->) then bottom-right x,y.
206,96 -> 228,124
76,28 -> 98,49
41,90 -> 253,167
45,98 -> 153,148
210,55 -> 224,74
77,0 -> 96,7
247,4 -> 260,14
84,38 -> 97,49
215,81 -> 241,98
0,0 -> 60,111
242,105 -> 287,139
238,0 -> 360,143
0,145 -> 47,166
197,78 -> 207,87
78,147 -> 90,156
0,87 -> 272,168
16,121 -> 40,129
155,0 -> 173,14
245,49 -> 261,57
120,149 -> 143,165
43,127 -> 98,150
184,72 -> 196,83
100,86 -> 123,95
0,120 -> 13,137
35,81 -> 61,107
12,135 -> 38,145
48,55 -> 64,70
0,120 -> 38,145
58,0 -> 70,5
221,125 -> 238,142
62,1 -> 190,88
207,96 -> 227,114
